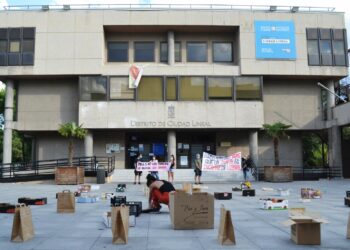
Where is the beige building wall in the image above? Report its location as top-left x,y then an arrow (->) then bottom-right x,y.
0,10 -> 347,77
93,131 -> 125,169
216,131 -> 249,156
263,79 -> 324,130
16,79 -> 79,131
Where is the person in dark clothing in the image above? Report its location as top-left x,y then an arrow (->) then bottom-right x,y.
242,155 -> 249,181
134,153 -> 143,185
143,174 -> 176,213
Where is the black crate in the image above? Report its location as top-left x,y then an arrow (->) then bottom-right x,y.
242,189 -> 255,197
214,192 -> 232,200
118,184 -> 126,189
346,191 -> 350,198
111,196 -> 126,206
0,203 -> 16,213
18,197 -> 47,206
345,197 -> 350,207
126,201 -> 142,217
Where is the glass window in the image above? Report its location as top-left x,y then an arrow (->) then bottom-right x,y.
137,76 -> 163,101
213,42 -> 233,62
208,77 -> 233,100
187,42 -> 207,62
333,40 -> 346,66
0,40 -> 7,53
9,41 -> 20,53
80,76 -> 107,101
134,42 -> 155,62
235,77 -> 261,100
110,77 -> 134,100
166,77 -> 177,100
179,76 -> 205,101
22,40 -> 34,53
108,42 -> 128,62
160,42 -> 181,62
320,40 -> 332,65
307,40 -> 320,65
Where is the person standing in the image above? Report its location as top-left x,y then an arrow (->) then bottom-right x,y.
149,155 -> 159,180
168,154 -> 176,183
194,153 -> 203,184
134,153 -> 143,185
241,155 -> 248,181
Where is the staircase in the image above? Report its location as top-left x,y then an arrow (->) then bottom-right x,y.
111,169 -> 255,183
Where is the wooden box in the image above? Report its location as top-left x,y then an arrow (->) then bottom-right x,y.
264,166 -> 293,182
55,166 -> 84,185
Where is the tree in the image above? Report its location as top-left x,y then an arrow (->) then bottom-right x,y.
58,122 -> 87,166
263,122 -> 292,166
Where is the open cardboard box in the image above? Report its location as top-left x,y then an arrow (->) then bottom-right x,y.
282,208 -> 328,245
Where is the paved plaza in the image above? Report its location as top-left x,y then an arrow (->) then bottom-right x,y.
0,179 -> 349,250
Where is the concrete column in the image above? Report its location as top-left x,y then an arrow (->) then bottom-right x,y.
167,31 -> 175,66
327,80 -> 335,121
328,126 -> 343,176
84,130 -> 93,157
167,130 -> 176,160
3,80 -> 14,164
249,130 -> 259,168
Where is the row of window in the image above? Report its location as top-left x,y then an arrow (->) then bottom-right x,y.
306,28 -> 348,66
107,41 -> 233,63
0,27 -> 35,66
80,76 -> 262,101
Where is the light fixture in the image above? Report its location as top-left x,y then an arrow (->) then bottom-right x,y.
269,6 -> 277,11
41,5 -> 49,11
291,6 -> 299,13
63,5 -> 70,10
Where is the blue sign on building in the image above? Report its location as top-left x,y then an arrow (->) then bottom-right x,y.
254,20 -> 296,60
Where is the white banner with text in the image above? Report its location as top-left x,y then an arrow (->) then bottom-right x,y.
202,152 -> 242,171
136,162 -> 170,171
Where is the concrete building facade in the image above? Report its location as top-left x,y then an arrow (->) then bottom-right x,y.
0,5 -> 349,178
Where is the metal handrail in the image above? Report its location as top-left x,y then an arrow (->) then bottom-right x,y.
0,156 -> 115,181
1,4 -> 336,12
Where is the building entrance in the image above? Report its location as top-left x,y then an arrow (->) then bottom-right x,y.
341,126 -> 350,178
125,132 -> 167,169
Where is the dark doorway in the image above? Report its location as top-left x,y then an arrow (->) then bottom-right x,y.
341,126 -> 350,178
125,131 -> 167,169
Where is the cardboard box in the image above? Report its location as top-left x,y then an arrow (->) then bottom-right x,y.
103,212 -> 135,228
169,192 -> 214,230
301,188 -> 321,199
260,198 -> 288,210
282,208 -> 328,245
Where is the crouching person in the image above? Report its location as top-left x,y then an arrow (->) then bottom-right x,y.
142,174 -> 176,213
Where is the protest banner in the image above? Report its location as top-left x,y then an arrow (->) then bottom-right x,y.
202,152 -> 241,171
136,162 -> 170,171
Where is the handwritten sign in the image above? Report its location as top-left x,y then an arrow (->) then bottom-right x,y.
136,162 -> 170,171
202,152 -> 241,171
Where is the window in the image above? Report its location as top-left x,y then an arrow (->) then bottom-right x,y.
187,42 -> 207,62
213,42 -> 233,62
108,42 -> 128,62
179,76 -> 205,100
9,41 -> 20,53
110,77 -> 134,100
80,76 -> 107,101
160,42 -> 181,62
208,77 -> 233,100
137,76 -> 163,101
0,40 -> 7,52
235,77 -> 261,100
134,42 -> 155,62
166,77 -> 177,100
306,28 -> 348,66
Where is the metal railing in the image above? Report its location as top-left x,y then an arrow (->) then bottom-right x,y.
2,4 -> 336,12
0,156 -> 115,182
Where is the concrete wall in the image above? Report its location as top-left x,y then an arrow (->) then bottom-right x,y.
35,133 -> 84,161
93,131 -> 125,169
0,10 -> 347,77
263,79 -> 324,130
79,101 -> 264,129
333,102 -> 350,126
216,130 -> 249,156
16,79 -> 79,131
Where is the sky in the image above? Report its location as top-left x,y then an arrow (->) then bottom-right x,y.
0,0 -> 349,87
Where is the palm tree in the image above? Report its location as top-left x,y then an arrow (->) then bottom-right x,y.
58,122 -> 87,166
263,122 -> 292,166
